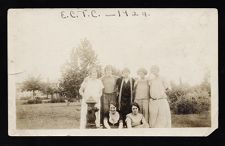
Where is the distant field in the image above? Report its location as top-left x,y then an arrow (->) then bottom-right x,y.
16,100 -> 211,129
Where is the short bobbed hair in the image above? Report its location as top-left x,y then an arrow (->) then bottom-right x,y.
137,67 -> 148,75
131,102 -> 140,111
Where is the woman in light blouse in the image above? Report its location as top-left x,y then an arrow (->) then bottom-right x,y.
126,102 -> 149,128
101,65 -> 119,124
134,67 -> 150,123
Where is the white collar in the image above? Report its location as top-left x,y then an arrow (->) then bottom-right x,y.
124,78 -> 129,83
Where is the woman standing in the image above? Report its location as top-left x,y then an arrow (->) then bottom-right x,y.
148,65 -> 171,128
116,67 -> 135,126
126,102 -> 149,128
101,65 -> 118,123
134,68 -> 150,123
79,67 -> 104,129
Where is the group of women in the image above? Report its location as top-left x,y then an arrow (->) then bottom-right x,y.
79,65 -> 171,129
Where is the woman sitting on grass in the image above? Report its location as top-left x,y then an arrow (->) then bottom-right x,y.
125,102 -> 149,128
103,102 -> 123,129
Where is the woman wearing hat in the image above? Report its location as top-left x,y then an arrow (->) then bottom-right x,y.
148,65 -> 171,128
116,67 -> 135,126
134,67 -> 150,123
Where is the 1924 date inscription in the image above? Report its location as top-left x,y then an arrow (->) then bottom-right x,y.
61,9 -> 151,19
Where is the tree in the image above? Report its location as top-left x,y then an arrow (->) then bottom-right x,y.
200,69 -> 211,96
59,38 -> 100,99
21,75 -> 42,99
77,38 -> 98,75
41,82 -> 59,99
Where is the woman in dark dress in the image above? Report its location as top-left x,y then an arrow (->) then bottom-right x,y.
116,67 -> 135,126
103,103 -> 123,129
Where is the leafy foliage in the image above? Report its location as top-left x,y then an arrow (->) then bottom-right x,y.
27,97 -> 42,104
21,76 -> 42,99
167,73 -> 211,114
41,82 -> 60,99
59,38 -> 100,99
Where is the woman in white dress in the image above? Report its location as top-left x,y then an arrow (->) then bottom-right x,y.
79,67 -> 104,129
148,65 -> 171,128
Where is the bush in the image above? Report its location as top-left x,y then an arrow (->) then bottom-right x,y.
167,84 -> 210,114
50,96 -> 66,103
20,96 -> 32,100
173,96 -> 199,114
67,98 -> 78,102
27,98 -> 42,104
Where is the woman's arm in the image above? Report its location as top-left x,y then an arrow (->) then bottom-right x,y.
118,120 -> 123,129
132,78 -> 136,102
79,79 -> 86,97
98,80 -> 104,97
126,116 -> 132,128
133,117 -> 149,128
134,79 -> 138,90
115,78 -> 120,96
103,118 -> 111,129
162,77 -> 170,91
141,116 -> 149,128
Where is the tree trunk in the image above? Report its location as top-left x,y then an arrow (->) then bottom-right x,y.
32,90 -> 35,99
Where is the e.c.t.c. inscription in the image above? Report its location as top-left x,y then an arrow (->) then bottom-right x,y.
61,9 -> 150,19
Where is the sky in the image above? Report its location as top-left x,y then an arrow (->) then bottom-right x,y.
8,9 -> 217,85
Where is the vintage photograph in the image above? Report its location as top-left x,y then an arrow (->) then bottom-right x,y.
8,8 -> 218,136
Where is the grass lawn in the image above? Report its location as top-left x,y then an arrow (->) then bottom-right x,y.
16,100 -> 81,129
171,111 -> 211,127
16,100 -> 211,129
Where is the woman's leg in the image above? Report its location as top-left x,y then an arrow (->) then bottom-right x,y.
95,100 -> 101,128
102,94 -> 109,114
154,99 -> 171,128
135,99 -> 143,113
80,100 -> 87,129
143,99 -> 149,123
101,94 -> 107,124
149,99 -> 159,128
109,93 -> 117,104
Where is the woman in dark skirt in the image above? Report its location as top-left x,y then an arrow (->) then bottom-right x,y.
116,67 -> 135,126
103,103 -> 123,129
101,65 -> 119,124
